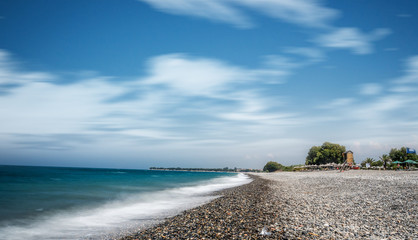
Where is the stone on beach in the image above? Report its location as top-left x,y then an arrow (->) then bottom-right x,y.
257,171 -> 417,239
120,170 -> 417,239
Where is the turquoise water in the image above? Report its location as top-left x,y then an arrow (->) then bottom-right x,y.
0,165 -> 251,239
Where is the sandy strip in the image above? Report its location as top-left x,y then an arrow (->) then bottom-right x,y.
120,170 -> 417,239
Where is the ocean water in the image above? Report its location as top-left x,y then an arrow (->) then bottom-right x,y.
0,165 -> 251,240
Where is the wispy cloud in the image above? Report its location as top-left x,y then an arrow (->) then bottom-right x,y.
141,53 -> 281,96
302,55 -> 418,161
360,83 -> 382,96
394,55 -> 418,85
317,55 -> 418,128
138,0 -> 338,28
137,0 -> 253,28
316,28 -> 391,54
397,14 -> 412,18
390,58 -> 418,94
139,0 -> 391,56
9,134 -> 93,151
229,0 -> 339,28
0,50 -> 296,152
1,48 -> 417,166
284,47 -> 325,63
318,98 -> 355,109
0,50 -> 54,87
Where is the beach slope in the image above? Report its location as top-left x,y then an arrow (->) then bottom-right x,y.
121,170 -> 417,239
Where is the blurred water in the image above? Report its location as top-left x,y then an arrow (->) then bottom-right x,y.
0,165 -> 251,239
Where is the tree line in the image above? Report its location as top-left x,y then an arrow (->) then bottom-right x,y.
263,142 -> 347,172
361,147 -> 418,169
149,167 -> 261,172
263,142 -> 417,172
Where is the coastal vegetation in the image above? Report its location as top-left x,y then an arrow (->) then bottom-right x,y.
263,161 -> 282,172
305,142 -> 347,165
360,158 -> 383,167
262,161 -> 301,172
149,167 -> 261,172
361,147 -> 417,169
379,154 -> 391,169
389,147 -> 418,162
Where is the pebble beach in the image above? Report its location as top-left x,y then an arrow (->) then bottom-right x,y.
121,170 -> 417,239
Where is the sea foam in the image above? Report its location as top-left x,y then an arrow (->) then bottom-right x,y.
0,173 -> 251,240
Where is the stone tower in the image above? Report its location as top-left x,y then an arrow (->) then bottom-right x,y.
343,151 -> 354,165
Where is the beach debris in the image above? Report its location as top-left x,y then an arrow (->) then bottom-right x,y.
260,226 -> 271,236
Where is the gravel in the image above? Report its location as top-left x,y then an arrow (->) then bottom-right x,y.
120,170 -> 417,239
255,170 -> 417,240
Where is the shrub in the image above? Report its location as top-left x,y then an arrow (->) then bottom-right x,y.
263,161 -> 283,172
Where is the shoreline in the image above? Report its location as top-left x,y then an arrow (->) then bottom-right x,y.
120,175 -> 281,239
120,170 -> 417,239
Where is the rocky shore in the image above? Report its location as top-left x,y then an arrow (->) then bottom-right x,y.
120,175 -> 281,239
256,170 -> 417,240
120,170 -> 417,239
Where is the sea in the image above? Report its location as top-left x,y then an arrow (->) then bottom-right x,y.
0,165 -> 252,240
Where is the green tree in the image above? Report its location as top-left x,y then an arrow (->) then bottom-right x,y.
389,147 -> 406,162
263,161 -> 283,172
389,147 -> 418,162
305,142 -> 346,165
361,158 -> 374,167
306,146 -> 321,165
371,160 -> 383,167
379,154 -> 391,169
406,149 -> 418,161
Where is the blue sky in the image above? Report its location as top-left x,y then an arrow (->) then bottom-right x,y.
1,0 -> 417,169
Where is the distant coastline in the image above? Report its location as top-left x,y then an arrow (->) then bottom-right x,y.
149,167 -> 262,172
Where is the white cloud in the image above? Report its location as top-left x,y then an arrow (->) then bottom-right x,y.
262,55 -> 300,69
138,54 -> 298,140
395,55 -> 418,84
360,83 -> 382,95
230,0 -> 339,28
142,53 -> 285,96
142,54 -> 246,96
138,0 -> 252,28
390,86 -> 418,93
2,49 -> 417,167
120,129 -> 187,140
138,1 -> 389,56
317,56 -> 418,128
303,56 -> 418,160
0,50 -> 54,85
352,95 -> 407,121
138,0 -> 338,28
0,50 -> 295,154
318,98 -> 354,110
285,47 -> 325,63
316,28 -> 391,54
0,80 -> 126,135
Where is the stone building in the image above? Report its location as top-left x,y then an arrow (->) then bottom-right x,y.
343,150 -> 354,165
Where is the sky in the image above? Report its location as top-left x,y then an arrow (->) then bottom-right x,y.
0,0 -> 418,169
